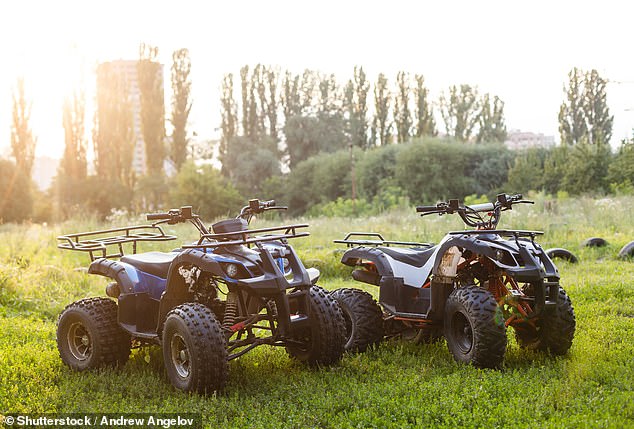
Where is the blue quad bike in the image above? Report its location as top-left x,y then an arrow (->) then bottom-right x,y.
56,200 -> 345,393
331,194 -> 575,368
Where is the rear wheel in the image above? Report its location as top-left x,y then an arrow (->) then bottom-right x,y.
57,297 -> 130,370
287,286 -> 345,365
444,285 -> 507,368
330,288 -> 384,353
162,303 -> 228,393
515,287 -> 575,355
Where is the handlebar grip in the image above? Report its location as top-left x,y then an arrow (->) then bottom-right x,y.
467,202 -> 495,213
146,213 -> 171,221
416,206 -> 440,213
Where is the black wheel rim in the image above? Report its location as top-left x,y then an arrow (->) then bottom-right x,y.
170,333 -> 191,379
67,322 -> 92,361
451,312 -> 473,354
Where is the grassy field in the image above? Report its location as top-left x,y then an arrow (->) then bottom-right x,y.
1,195 -> 633,428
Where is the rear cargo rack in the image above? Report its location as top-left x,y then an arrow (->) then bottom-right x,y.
57,225 -> 177,261
334,232 -> 433,248
182,224 -> 310,249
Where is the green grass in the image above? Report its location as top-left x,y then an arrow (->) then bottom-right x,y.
1,195 -> 634,428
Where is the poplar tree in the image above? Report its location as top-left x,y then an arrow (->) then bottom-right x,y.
477,94 -> 507,143
11,77 -> 37,175
170,48 -> 192,171
414,74 -> 436,137
137,43 -> 166,175
61,91 -> 87,180
219,73 -> 238,176
394,71 -> 412,143
440,84 -> 480,142
558,68 -> 587,146
583,69 -> 613,145
372,73 -> 391,146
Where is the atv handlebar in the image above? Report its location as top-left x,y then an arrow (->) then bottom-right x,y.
239,199 -> 287,222
146,206 -> 193,224
417,193 -> 533,229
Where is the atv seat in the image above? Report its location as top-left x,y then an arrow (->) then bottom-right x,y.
121,252 -> 177,279
377,246 -> 437,268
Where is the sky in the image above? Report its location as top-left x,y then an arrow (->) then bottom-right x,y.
0,0 -> 633,159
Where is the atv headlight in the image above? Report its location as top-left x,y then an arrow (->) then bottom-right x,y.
495,250 -> 505,262
282,258 -> 290,269
224,263 -> 239,278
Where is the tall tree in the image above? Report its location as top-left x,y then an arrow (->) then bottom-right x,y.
352,66 -> 369,148
558,67 -> 588,146
394,71 -> 412,143
281,71 -> 301,122
137,43 -> 166,176
439,84 -> 480,142
56,90 -> 88,216
11,77 -> 37,176
414,74 -> 436,137
372,73 -> 391,146
477,94 -> 507,143
219,73 -> 238,176
94,67 -> 135,187
170,48 -> 192,171
240,65 -> 250,135
61,90 -> 87,180
318,73 -> 338,115
255,64 -> 267,136
247,66 -> 259,138
583,69 -> 613,145
266,67 -> 279,142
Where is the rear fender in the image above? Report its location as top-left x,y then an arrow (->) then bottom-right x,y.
88,258 -> 136,293
341,247 -> 394,277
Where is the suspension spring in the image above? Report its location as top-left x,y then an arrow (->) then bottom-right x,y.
222,291 -> 238,331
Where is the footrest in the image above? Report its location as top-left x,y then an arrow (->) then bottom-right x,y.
289,313 -> 310,329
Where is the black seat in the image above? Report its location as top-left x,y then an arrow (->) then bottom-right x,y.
377,246 -> 437,268
121,252 -> 177,279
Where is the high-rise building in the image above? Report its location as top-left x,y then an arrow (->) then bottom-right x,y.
96,60 -> 164,176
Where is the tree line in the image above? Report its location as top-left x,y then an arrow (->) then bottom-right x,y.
1,60 -> 631,223
218,66 -> 508,195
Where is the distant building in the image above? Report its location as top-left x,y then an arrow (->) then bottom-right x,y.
96,60 -> 164,176
504,129 -> 555,150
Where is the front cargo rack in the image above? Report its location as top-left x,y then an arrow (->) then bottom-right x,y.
182,224 -> 310,249
57,225 -> 177,261
334,232 -> 434,248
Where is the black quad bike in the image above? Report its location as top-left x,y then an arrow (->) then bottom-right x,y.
331,194 -> 575,368
56,199 -> 345,393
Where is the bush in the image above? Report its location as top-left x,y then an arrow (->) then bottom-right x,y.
168,163 -> 243,220
0,159 -> 33,223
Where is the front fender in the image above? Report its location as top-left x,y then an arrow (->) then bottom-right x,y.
430,234 -> 559,282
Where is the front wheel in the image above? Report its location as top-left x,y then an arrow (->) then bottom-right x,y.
444,285 -> 507,368
515,287 -> 575,355
286,286 -> 346,365
162,303 -> 228,393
